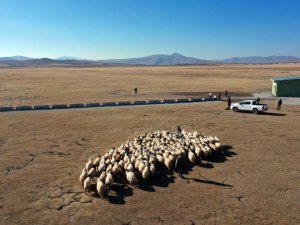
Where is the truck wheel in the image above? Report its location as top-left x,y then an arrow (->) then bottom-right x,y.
252,109 -> 258,114
232,107 -> 238,112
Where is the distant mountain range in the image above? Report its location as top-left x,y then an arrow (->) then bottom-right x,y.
0,53 -> 299,67
222,56 -> 300,64
99,53 -> 211,65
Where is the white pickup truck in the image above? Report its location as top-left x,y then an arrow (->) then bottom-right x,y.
231,100 -> 268,114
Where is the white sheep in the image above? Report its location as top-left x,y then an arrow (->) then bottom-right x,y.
83,176 -> 92,193
164,157 -> 172,170
195,146 -> 201,157
106,164 -> 113,173
126,163 -> 134,172
88,167 -> 97,177
126,171 -> 137,185
99,171 -> 106,182
93,155 -> 101,167
105,172 -> 114,189
85,157 -> 93,171
142,166 -> 149,180
188,150 -> 196,164
118,160 -> 125,171
112,162 -> 120,175
96,178 -> 106,197
138,161 -> 145,173
80,128 -> 223,196
149,163 -> 156,176
97,163 -> 106,174
156,154 -> 164,164
79,168 -> 87,185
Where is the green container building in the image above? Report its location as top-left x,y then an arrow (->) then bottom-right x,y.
270,76 -> 300,97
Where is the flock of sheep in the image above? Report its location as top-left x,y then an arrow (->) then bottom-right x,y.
79,128 -> 222,197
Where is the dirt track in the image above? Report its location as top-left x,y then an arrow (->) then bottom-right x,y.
0,101 -> 299,225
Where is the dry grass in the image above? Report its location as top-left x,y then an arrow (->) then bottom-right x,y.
0,64 -> 299,225
1,64 -> 300,106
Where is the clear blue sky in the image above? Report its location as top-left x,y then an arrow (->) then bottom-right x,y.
0,0 -> 299,59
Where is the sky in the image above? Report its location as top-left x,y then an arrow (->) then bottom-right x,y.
0,0 -> 299,60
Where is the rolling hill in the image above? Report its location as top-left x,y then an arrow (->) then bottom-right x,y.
0,54 -> 299,67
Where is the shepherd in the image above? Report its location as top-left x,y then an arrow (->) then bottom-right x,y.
227,96 -> 232,109
256,96 -> 260,104
277,98 -> 282,111
174,153 -> 187,178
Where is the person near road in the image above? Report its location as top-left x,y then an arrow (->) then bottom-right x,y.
256,96 -> 260,104
225,90 -> 228,97
209,92 -> 212,98
227,96 -> 232,109
277,98 -> 282,111
218,93 -> 221,100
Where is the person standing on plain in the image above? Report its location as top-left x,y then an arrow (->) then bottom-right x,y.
227,96 -> 232,109
225,90 -> 228,97
174,153 -> 187,178
134,87 -> 138,95
277,98 -> 282,111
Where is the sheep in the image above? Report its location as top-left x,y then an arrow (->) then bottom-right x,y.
205,146 -> 213,155
83,176 -> 92,193
80,128 -> 223,195
124,154 -> 130,163
96,178 -> 106,197
134,159 -> 140,170
126,163 -> 134,172
195,146 -> 201,157
118,160 -> 125,171
109,148 -> 115,156
106,164 -> 113,173
138,161 -> 145,173
164,157 -> 172,170
142,166 -> 150,180
111,157 -> 116,165
112,162 -> 120,175
168,154 -> 175,162
209,143 -> 217,151
156,154 -> 164,164
115,152 -> 121,161
88,167 -> 97,177
79,168 -> 87,185
149,163 -> 156,176
93,155 -> 101,167
215,142 -> 222,149
98,163 -> 106,174
149,156 -> 156,164
85,157 -> 93,171
105,159 -> 111,166
126,171 -> 137,185
188,151 -> 196,164
99,171 -> 106,182
105,172 -> 114,189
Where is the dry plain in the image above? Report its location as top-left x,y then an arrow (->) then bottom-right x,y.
0,64 -> 299,225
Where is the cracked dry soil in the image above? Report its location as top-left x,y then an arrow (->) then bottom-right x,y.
0,102 -> 299,225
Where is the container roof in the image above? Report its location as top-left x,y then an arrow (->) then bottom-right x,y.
271,76 -> 300,82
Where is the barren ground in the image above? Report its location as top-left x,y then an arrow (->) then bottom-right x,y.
0,65 -> 299,225
1,64 -> 300,106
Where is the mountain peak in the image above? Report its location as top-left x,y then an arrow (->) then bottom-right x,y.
170,53 -> 183,56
